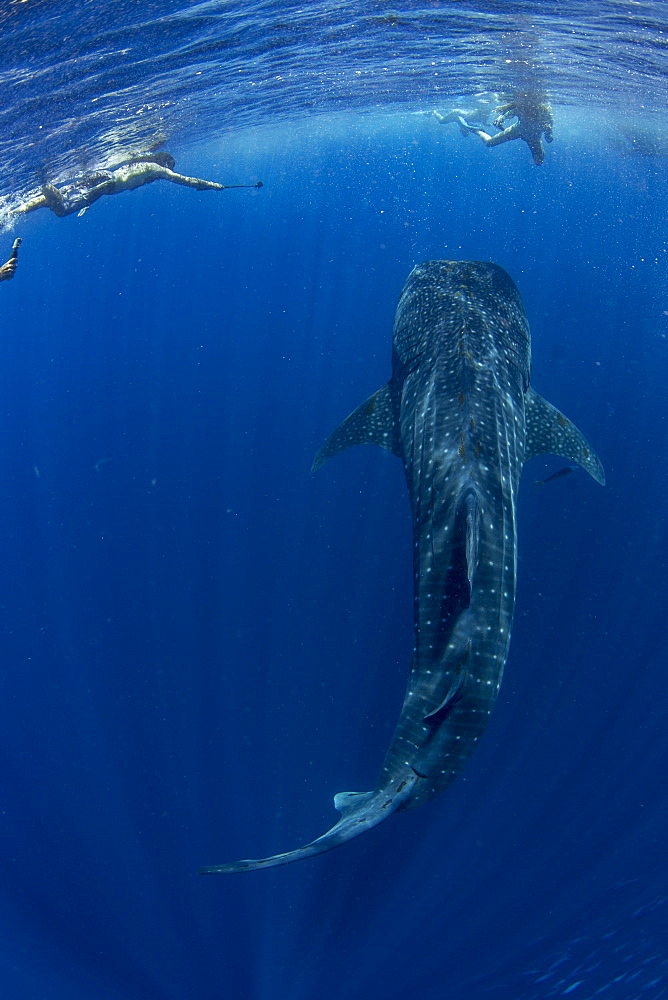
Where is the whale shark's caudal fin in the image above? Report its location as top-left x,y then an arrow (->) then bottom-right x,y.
201,780 -> 417,874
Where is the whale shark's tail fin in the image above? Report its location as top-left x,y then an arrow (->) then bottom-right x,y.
201,779 -> 416,874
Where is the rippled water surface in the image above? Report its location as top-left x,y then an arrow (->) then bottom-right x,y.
1,4 -> 668,1000
2,0 -> 668,197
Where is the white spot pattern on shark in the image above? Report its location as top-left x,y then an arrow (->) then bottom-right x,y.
202,260 -> 604,874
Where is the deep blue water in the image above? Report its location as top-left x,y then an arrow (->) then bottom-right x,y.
1,3 -> 668,999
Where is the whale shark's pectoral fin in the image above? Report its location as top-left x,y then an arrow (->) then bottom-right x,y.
201,780 -> 418,874
312,383 -> 401,472
524,387 -> 605,485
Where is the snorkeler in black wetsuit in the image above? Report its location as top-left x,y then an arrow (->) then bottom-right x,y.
437,92 -> 554,165
13,152 -> 262,220
0,237 -> 20,281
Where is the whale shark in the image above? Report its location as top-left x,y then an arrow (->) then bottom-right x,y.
202,260 -> 604,874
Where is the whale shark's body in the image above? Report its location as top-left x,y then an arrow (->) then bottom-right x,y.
202,260 -> 604,874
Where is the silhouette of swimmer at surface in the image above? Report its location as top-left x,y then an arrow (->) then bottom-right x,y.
13,152 -> 263,219
0,238 -> 20,281
437,92 -> 554,165
432,95 -> 498,135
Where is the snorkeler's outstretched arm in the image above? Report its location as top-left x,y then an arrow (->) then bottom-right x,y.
0,237 -> 21,281
12,193 -> 48,216
110,162 -> 262,192
158,167 -> 262,191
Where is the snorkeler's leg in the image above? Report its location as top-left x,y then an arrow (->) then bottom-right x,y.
432,110 -> 464,125
0,237 -> 21,281
41,184 -> 71,217
455,116 -> 479,136
478,123 -> 522,147
465,128 -> 494,145
526,138 -> 546,165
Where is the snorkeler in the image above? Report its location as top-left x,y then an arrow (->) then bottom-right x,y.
0,237 -> 21,281
432,95 -> 498,136
444,92 -> 554,165
13,152 -> 263,220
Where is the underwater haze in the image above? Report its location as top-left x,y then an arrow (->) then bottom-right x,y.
1,2 -> 668,999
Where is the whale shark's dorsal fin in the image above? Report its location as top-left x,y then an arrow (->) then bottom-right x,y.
311,383 -> 401,472
462,489 -> 480,594
524,387 -> 605,484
